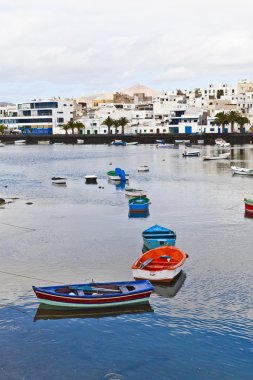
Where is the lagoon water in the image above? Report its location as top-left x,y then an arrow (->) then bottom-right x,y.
0,143 -> 253,380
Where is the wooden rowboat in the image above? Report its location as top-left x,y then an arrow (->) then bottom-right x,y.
33,280 -> 153,308
129,196 -> 150,213
244,198 -> 253,215
132,246 -> 188,283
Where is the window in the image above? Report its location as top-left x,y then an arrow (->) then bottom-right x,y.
31,102 -> 58,109
210,128 -> 214,131
57,111 -> 63,114
38,110 -> 52,116
57,118 -> 64,123
163,129 -> 166,132
144,129 -> 146,132
150,129 -> 153,132
103,130 -> 107,133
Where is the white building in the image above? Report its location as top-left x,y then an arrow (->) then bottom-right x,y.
0,99 -> 74,134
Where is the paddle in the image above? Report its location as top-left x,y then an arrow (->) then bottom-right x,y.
139,258 -> 153,269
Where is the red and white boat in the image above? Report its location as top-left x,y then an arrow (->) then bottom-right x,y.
244,198 -> 253,216
132,246 -> 188,283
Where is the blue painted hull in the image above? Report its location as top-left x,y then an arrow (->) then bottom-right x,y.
129,203 -> 149,212
143,237 -> 176,250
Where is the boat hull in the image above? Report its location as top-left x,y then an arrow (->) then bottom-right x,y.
33,280 -> 153,309
133,267 -> 182,283
244,199 -> 253,214
143,238 -> 176,250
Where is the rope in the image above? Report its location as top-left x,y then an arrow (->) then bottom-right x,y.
0,222 -> 36,231
0,270 -> 66,284
224,202 -> 242,210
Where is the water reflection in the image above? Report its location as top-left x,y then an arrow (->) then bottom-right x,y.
108,179 -> 127,190
128,211 -> 150,218
153,271 -> 186,298
33,303 -> 153,321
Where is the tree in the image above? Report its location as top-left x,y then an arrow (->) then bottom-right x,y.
102,116 -> 114,135
61,123 -> 71,134
113,119 -> 120,135
72,121 -> 85,134
237,116 -> 250,134
214,112 -> 229,133
0,124 -> 7,135
118,117 -> 129,135
228,111 -> 241,133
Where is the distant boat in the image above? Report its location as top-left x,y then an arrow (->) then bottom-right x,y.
126,142 -> 138,145
231,166 -> 253,176
129,196 -> 150,213
0,142 -> 5,147
244,198 -> 253,216
197,140 -> 205,145
77,139 -> 84,144
156,139 -> 165,144
53,142 -> 64,145
157,144 -> 179,149
32,280 -> 153,308
111,140 -> 126,146
107,168 -> 129,181
51,177 -> 67,185
215,138 -> 230,147
125,188 -> 147,197
182,150 -> 200,157
132,246 -> 188,283
138,165 -> 149,172
203,152 -> 230,161
142,224 -> 176,250
14,140 -> 26,145
85,175 -> 97,184
38,140 -> 50,145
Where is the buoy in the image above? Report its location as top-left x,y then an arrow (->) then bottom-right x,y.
109,162 -> 112,165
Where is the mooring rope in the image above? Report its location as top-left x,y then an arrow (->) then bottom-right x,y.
0,222 -> 36,231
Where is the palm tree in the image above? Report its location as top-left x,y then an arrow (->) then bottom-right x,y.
0,124 -> 7,135
237,116 -> 250,134
61,123 -> 71,134
72,121 -> 85,134
103,116 -> 114,135
113,119 -> 120,135
214,112 -> 229,133
118,117 -> 129,135
228,111 -> 241,133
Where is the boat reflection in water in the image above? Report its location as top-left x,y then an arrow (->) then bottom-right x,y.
108,179 -> 126,190
152,271 -> 186,298
129,210 -> 150,219
34,303 -> 153,322
244,212 -> 253,219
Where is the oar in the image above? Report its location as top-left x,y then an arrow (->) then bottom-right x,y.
139,258 -> 153,269
160,255 -> 172,259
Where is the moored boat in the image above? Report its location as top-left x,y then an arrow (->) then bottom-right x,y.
14,139 -> 26,145
0,142 -> 5,147
231,166 -> 253,176
126,142 -> 138,145
52,177 -> 67,185
111,140 -> 126,146
244,198 -> 253,215
38,140 -> 50,145
125,188 -> 147,197
137,165 -> 149,172
32,280 -> 153,308
85,175 -> 97,184
107,168 -> 129,181
142,224 -> 176,250
182,150 -> 200,157
129,196 -> 150,213
132,246 -> 188,283
77,139 -> 84,144
157,144 -> 178,149
203,152 -> 230,161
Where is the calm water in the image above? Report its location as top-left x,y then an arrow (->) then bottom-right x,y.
0,144 -> 253,380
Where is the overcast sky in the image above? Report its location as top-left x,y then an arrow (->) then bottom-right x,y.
1,0 -> 253,102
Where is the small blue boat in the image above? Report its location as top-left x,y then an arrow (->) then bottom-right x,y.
129,196 -> 150,213
111,140 -> 126,146
142,224 -> 176,250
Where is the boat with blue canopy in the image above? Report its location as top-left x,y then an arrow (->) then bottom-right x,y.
142,224 -> 176,250
107,168 -> 129,181
129,196 -> 150,213
33,280 -> 153,308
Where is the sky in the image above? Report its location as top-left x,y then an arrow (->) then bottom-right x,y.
1,0 -> 253,102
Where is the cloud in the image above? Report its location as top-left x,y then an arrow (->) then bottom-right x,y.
0,0 -> 253,101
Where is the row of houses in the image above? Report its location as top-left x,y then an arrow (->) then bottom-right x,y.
1,79 -> 253,135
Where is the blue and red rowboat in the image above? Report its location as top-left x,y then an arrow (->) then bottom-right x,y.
32,280 -> 153,308
129,196 -> 150,213
244,198 -> 253,216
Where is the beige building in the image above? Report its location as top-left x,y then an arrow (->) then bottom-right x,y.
237,79 -> 253,94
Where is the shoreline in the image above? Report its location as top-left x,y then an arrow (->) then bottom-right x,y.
1,133 -> 253,145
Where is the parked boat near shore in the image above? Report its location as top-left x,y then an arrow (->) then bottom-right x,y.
125,188 -> 147,197
14,140 -> 26,145
38,140 -> 50,145
107,168 -> 129,181
111,140 -> 126,146
77,139 -> 84,144
203,152 -> 230,161
182,150 -> 200,157
157,144 -> 179,149
231,166 -> 253,176
132,246 -> 188,283
32,280 -> 154,308
126,142 -> 138,145
142,225 -> 176,250
244,198 -> 253,215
